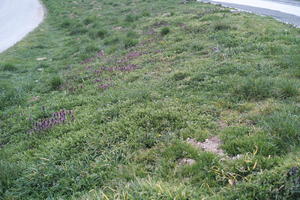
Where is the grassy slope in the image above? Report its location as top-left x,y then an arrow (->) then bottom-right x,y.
0,0 -> 300,199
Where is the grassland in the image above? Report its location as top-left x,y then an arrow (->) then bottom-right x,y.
0,0 -> 300,199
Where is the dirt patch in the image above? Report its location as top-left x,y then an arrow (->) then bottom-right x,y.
218,120 -> 228,129
187,136 -> 243,160
151,20 -> 169,28
187,136 -> 225,156
179,136 -> 226,166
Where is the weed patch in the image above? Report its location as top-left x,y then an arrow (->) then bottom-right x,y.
1,63 -> 17,72
49,76 -> 63,90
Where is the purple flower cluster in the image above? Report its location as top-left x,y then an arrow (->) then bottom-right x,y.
117,64 -> 139,72
99,83 -> 112,90
76,49 -> 146,94
85,66 -> 92,70
117,51 -> 143,64
81,50 -> 105,64
127,51 -> 143,59
94,79 -> 103,83
94,69 -> 102,75
81,57 -> 95,64
31,109 -> 75,132
101,64 -> 139,72
95,78 -> 111,83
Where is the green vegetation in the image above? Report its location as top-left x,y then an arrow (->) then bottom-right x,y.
161,27 -> 171,36
0,0 -> 300,199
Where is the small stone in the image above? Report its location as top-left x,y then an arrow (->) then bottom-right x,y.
36,57 -> 47,61
231,154 -> 243,160
228,179 -> 237,186
179,158 -> 196,166
113,26 -> 123,30
212,47 -> 220,53
162,13 -> 172,17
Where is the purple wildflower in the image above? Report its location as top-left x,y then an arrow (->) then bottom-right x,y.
101,64 -> 139,72
99,83 -> 112,90
30,109 -> 75,133
94,70 -> 103,74
81,57 -> 95,64
127,51 -> 142,59
85,66 -> 92,70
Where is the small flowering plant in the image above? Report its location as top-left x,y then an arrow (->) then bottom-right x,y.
80,50 -> 105,64
101,64 -> 139,72
30,109 -> 75,133
98,83 -> 112,90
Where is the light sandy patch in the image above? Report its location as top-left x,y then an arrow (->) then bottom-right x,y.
187,136 -> 225,156
187,136 -> 243,160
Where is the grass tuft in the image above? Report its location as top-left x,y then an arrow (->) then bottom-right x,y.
0,63 -> 17,72
49,76 -> 63,90
124,38 -> 138,48
160,27 -> 170,36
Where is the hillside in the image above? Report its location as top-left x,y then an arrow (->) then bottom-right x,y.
0,0 -> 300,199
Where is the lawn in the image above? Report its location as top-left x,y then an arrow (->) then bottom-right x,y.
0,0 -> 300,199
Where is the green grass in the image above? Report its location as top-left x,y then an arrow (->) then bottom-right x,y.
0,0 -> 300,199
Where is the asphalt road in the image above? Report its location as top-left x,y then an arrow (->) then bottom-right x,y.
198,0 -> 300,27
0,0 -> 44,53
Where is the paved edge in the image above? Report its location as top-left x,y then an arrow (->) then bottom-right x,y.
198,0 -> 300,28
0,0 -> 46,54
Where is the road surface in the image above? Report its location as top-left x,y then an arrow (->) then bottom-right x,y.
0,0 -> 44,53
198,0 -> 300,27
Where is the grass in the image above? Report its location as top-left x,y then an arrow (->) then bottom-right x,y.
0,0 -> 300,199
160,27 -> 171,36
